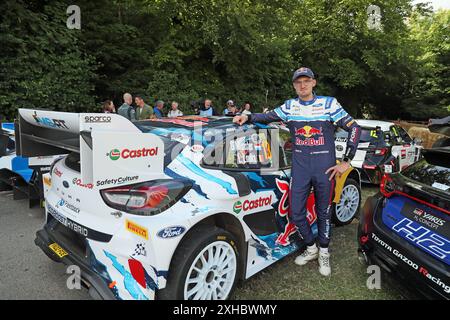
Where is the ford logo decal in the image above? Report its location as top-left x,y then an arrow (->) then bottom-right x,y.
63,181 -> 70,188
157,226 -> 186,239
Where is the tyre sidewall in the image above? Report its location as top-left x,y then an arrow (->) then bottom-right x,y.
333,178 -> 361,226
159,227 -> 240,300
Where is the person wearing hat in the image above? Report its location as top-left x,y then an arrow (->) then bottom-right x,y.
223,100 -> 237,116
233,67 -> 361,276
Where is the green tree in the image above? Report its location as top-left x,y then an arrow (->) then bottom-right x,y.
0,1 -> 97,121
401,8 -> 450,119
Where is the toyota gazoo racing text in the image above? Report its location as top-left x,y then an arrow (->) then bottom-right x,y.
17,109 -> 362,300
335,120 -> 422,184
358,146 -> 450,299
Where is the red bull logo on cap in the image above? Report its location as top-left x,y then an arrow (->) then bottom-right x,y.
295,126 -> 324,146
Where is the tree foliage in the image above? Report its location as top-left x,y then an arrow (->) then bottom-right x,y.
0,0 -> 448,120
0,1 -> 97,120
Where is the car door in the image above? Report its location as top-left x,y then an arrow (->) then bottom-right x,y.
390,125 -> 417,171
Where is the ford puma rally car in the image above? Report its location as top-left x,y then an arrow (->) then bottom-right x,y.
358,147 -> 450,299
335,120 -> 422,184
17,109 -> 361,300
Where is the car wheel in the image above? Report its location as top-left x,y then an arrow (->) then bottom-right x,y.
157,226 -> 240,300
333,178 -> 361,226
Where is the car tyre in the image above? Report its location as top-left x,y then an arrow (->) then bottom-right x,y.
157,226 -> 240,300
333,178 -> 361,226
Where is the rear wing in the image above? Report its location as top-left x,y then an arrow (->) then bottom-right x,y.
17,109 -> 165,188
1,122 -> 15,156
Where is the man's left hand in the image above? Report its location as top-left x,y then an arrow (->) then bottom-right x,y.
325,161 -> 351,181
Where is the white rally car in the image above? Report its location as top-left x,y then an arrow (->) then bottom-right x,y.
335,120 -> 423,184
17,109 -> 362,300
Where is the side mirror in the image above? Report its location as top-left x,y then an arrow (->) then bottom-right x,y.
413,137 -> 423,145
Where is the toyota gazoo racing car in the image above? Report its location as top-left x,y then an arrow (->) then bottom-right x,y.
17,109 -> 362,300
358,146 -> 450,299
335,120 -> 422,184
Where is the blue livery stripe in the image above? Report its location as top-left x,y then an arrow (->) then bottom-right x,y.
325,97 -> 333,110
332,111 -> 348,122
177,153 -> 237,194
287,115 -> 330,121
274,107 -> 288,121
330,109 -> 348,120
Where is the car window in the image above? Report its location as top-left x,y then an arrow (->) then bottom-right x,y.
203,129 -> 274,170
389,126 -> 403,144
335,127 -> 384,145
278,129 -> 292,168
396,126 -> 412,143
402,158 -> 450,194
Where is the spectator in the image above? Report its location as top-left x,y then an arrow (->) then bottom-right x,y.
223,100 -> 237,116
168,101 -> 183,118
102,100 -> 115,113
117,93 -> 135,121
134,95 -> 154,120
241,102 -> 252,115
199,99 -> 216,117
154,100 -> 165,118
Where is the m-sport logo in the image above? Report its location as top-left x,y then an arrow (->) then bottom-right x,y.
107,147 -> 159,160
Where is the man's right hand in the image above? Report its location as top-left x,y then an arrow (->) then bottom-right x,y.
233,114 -> 248,125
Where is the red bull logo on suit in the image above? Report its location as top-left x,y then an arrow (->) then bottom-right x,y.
295,126 -> 324,146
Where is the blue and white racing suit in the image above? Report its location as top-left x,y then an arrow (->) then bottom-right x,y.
248,95 -> 361,247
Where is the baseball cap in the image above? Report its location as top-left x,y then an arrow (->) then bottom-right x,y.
226,100 -> 235,106
292,67 -> 315,82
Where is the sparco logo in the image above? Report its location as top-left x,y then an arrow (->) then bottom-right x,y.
84,115 -> 111,123
235,195 -> 272,214
107,147 -> 159,160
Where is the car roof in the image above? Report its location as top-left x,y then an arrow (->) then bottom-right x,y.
135,116 -> 271,133
355,119 -> 394,131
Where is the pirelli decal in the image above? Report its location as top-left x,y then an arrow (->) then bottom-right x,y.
126,220 -> 149,240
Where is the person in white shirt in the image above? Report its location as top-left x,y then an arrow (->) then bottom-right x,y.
168,101 -> 183,118
241,102 -> 252,115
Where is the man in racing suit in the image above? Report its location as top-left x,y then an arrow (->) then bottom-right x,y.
233,67 -> 361,276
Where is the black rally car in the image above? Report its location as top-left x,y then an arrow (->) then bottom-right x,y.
358,145 -> 450,299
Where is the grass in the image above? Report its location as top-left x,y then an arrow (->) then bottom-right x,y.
231,184 -> 410,300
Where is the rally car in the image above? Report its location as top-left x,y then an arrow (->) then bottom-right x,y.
335,120 -> 422,184
0,122 -> 59,207
17,109 -> 362,300
358,147 -> 450,299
